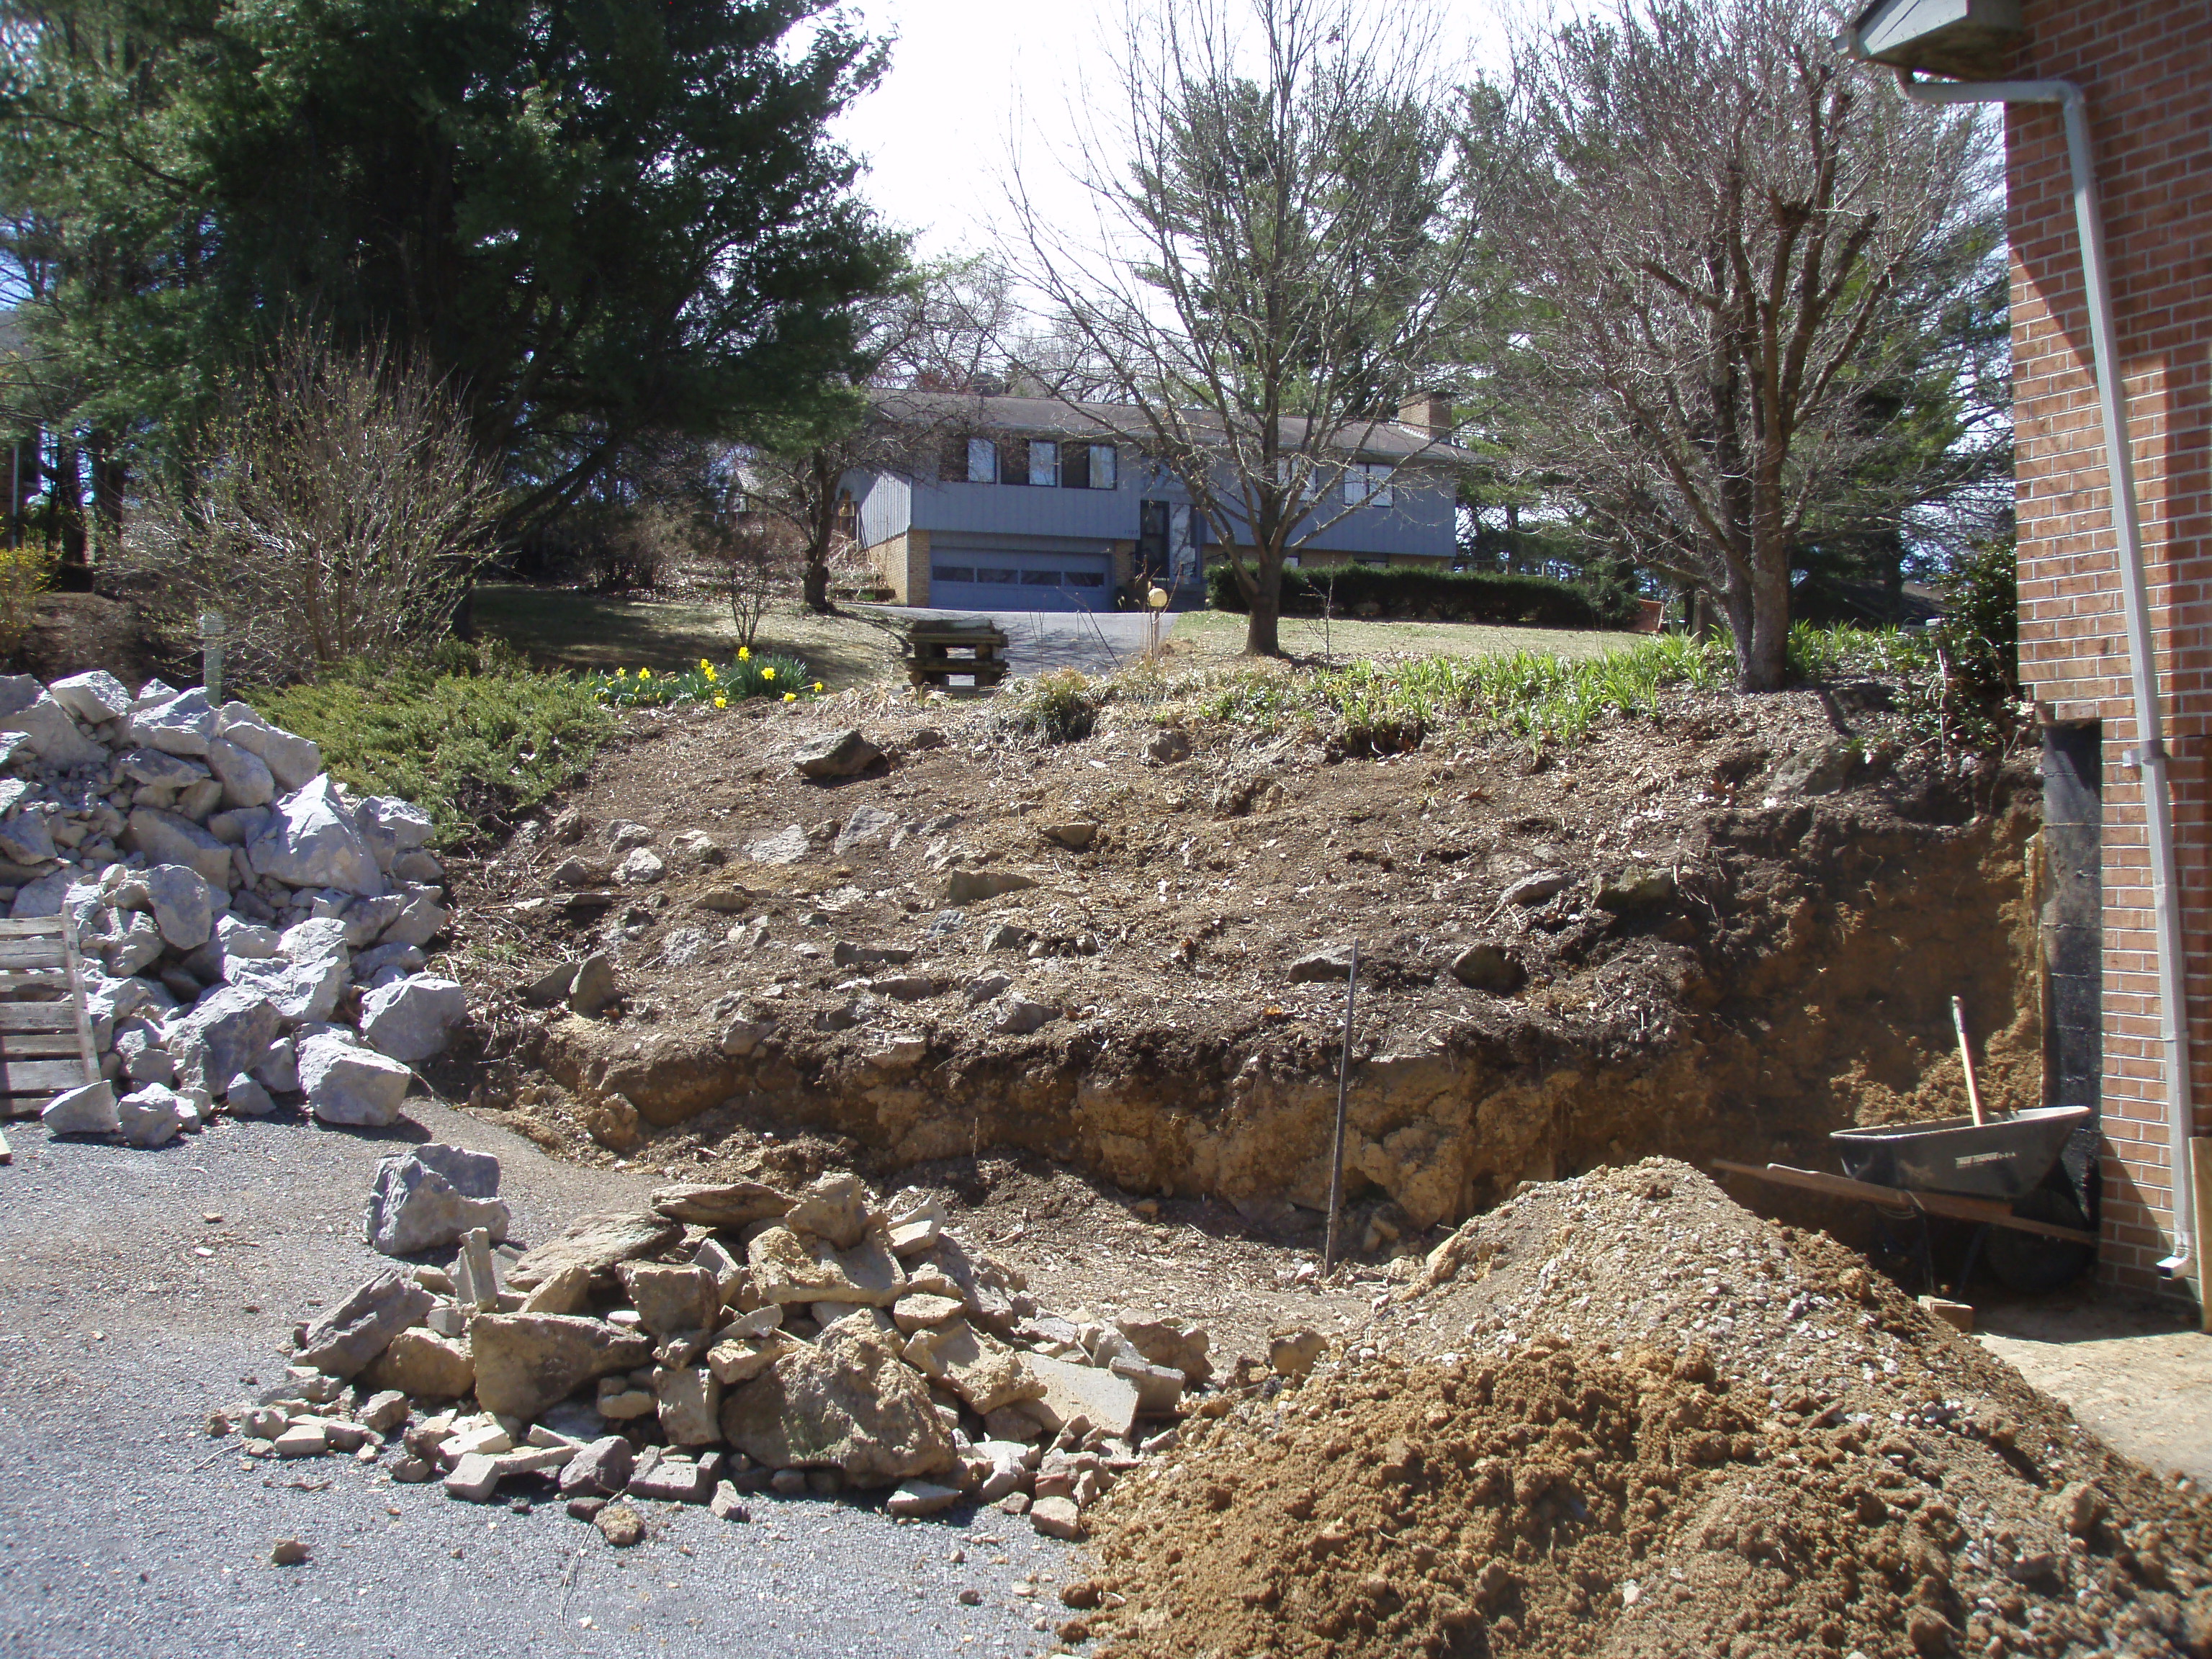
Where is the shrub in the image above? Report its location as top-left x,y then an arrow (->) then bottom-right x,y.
123,330 -> 502,682
0,539 -> 57,665
1189,633 -> 1735,748
251,644 -> 613,847
1002,667 -> 1102,744
1205,562 -> 1614,629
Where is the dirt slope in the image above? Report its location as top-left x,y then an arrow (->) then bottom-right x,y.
435,673 -> 2040,1262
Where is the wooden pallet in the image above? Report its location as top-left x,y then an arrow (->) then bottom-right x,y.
904,622 -> 1012,694
0,915 -> 99,1118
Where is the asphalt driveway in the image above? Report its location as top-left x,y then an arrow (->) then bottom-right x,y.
0,1102 -> 1077,1658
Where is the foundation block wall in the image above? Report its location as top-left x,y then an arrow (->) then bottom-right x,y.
2008,1 -> 2212,1289
868,530 -> 930,606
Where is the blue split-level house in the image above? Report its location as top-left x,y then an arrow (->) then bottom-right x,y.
845,391 -> 1473,613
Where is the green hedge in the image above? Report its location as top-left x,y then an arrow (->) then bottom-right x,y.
1205,562 -> 1622,629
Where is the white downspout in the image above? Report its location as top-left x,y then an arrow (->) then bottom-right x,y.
1892,69 -> 2195,1281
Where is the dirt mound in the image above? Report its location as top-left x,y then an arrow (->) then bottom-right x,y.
1077,1164 -> 2212,1658
444,677 -> 2044,1254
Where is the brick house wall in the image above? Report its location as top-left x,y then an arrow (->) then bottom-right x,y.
2008,1 -> 2212,1289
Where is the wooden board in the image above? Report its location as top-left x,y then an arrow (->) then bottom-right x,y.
0,917 -> 66,938
0,1001 -> 79,1031
1712,1159 -> 2100,1247
0,938 -> 66,970
0,1057 -> 98,1097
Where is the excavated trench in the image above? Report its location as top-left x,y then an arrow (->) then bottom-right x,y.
511,775 -> 2044,1238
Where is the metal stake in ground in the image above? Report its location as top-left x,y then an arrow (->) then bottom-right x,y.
1323,943 -> 1359,1272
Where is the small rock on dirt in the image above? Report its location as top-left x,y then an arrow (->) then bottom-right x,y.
792,729 -> 882,781
992,998 -> 1059,1036
1447,941 -> 1525,994
1288,945 -> 1356,983
943,869 -> 1038,906
567,953 -> 620,1016
1269,1327 -> 1327,1377
1591,866 -> 1676,911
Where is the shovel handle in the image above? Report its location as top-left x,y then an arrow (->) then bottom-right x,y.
1952,996 -> 1984,1128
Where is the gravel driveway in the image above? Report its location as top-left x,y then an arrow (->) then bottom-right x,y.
0,1104 -> 1075,1658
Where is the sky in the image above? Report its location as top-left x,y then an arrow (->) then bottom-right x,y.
829,0 -> 1527,261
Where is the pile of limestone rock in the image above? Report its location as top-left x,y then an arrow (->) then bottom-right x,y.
211,1156 -> 1212,1543
0,670 -> 464,1146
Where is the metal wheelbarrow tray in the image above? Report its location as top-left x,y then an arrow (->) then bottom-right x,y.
1828,1105 -> 2092,1202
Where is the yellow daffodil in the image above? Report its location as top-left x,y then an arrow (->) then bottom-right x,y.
639,667 -> 652,681
811,681 -> 823,692
714,695 -> 727,709
703,665 -> 717,683
737,646 -> 750,662
783,692 -> 796,703
762,667 -> 776,682
698,657 -> 711,673
615,668 -> 627,678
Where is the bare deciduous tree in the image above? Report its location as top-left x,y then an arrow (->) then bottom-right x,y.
123,331 -> 501,681
1493,0 -> 1998,691
1013,0 -> 1491,655
740,258 -> 1020,611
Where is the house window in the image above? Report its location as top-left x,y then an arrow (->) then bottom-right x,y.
1284,554 -> 1302,569
1028,440 -> 1059,487
966,439 -> 998,484
1020,569 -> 1061,587
976,566 -> 1020,583
1344,463 -> 1394,507
932,565 -> 976,584
1089,444 -> 1115,489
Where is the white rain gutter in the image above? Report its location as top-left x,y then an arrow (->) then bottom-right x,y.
1892,68 -> 2195,1280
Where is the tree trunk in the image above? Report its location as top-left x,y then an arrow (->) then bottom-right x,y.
53,441 -> 86,582
85,431 -> 125,591
1245,553 -> 1284,656
803,552 -> 832,613
1740,557 -> 1791,692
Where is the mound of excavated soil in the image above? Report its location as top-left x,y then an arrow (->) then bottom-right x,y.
1076,1164 -> 2212,1659
440,674 -> 2044,1257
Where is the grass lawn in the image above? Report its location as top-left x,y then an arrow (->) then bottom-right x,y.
472,583 -> 904,689
1166,607 -> 1628,664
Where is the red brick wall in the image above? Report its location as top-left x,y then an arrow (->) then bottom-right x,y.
2008,1 -> 2212,1289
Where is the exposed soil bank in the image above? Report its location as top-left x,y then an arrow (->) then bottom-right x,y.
444,680 -> 2044,1249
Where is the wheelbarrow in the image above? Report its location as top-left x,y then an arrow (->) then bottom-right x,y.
1716,1107 -> 2098,1295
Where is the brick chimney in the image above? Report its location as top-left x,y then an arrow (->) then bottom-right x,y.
1398,392 -> 1452,440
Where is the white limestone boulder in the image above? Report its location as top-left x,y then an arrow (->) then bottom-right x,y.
247,775 -> 382,896
127,688 -> 217,757
299,1031 -> 412,1126
214,703 -> 322,792
358,974 -> 466,1064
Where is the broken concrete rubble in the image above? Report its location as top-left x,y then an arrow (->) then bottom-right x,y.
230,1166 -> 1208,1545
